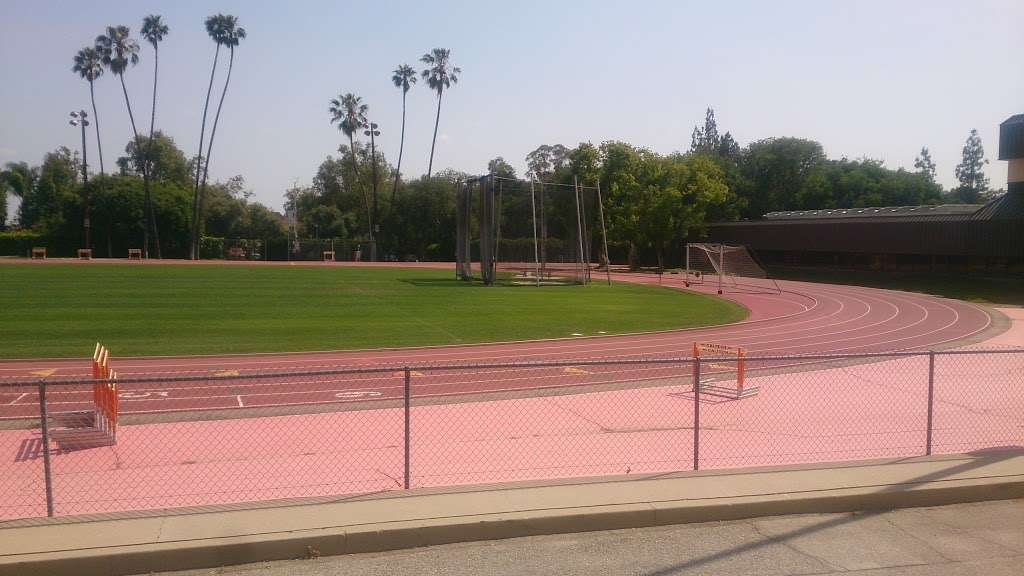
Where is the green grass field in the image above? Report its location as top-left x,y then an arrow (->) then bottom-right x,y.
0,264 -> 747,358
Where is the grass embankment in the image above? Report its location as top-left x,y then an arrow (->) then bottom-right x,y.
0,263 -> 747,358
770,267 -> 1024,306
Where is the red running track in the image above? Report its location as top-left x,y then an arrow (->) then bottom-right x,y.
0,265 -> 1000,419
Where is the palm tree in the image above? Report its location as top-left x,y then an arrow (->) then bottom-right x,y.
96,25 -> 149,253
190,14 -> 226,260
420,48 -> 460,178
141,15 -> 168,259
328,93 -> 370,231
390,64 -> 416,207
197,15 -> 246,256
71,47 -> 106,175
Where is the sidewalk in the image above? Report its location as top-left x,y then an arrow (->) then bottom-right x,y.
1,451 -> 1022,576
158,499 -> 1024,576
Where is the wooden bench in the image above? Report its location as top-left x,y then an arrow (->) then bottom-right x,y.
77,249 -> 92,260
128,248 -> 143,260
322,251 -> 335,262
30,247 -> 46,260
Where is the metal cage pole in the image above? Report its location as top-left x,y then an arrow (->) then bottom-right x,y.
530,180 -> 541,287
579,182 -> 591,284
573,176 -> 586,285
596,180 -> 612,286
718,244 -> 724,295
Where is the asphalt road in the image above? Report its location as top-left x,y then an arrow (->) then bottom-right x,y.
150,499 -> 1024,576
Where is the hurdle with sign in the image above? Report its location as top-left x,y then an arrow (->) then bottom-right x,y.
693,342 -> 759,399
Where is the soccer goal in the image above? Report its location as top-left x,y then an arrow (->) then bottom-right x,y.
457,175 -> 611,286
685,243 -> 781,294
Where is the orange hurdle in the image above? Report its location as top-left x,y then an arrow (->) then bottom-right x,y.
91,343 -> 118,443
693,342 -> 757,399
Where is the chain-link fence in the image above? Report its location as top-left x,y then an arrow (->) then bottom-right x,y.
1,349 -> 1021,522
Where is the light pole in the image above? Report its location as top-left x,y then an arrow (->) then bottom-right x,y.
70,110 -> 91,249
363,121 -> 380,261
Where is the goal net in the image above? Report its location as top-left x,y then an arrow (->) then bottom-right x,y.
685,243 -> 781,294
457,175 -> 610,286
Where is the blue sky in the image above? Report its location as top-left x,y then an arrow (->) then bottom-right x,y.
2,0 -> 1021,212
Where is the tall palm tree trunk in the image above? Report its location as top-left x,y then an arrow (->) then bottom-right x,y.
348,133 -> 370,234
390,91 -> 407,210
88,80 -> 105,175
427,88 -> 443,178
118,74 -> 150,256
198,46 -> 235,245
191,44 -> 220,260
146,44 -> 162,258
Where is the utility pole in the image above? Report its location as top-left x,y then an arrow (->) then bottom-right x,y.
364,121 -> 381,261
69,110 -> 91,249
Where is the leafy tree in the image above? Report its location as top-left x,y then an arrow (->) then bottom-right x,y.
390,64 -> 416,207
914,146 -> 937,183
525,144 -> 570,181
141,14 -> 169,257
117,132 -> 191,187
690,107 -> 721,154
71,46 -> 106,174
487,157 -> 515,178
735,137 -> 828,217
718,132 -> 740,159
0,171 -> 7,229
953,129 -> 990,203
196,14 -> 246,257
420,48 -> 460,177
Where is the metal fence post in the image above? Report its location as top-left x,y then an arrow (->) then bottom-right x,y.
926,351 -> 935,456
404,367 -> 411,490
693,357 -> 701,471
37,380 -> 54,517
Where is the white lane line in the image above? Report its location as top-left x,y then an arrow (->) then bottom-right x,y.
7,393 -> 28,405
236,395 -> 244,407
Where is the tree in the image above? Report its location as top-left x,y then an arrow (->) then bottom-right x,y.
420,48 -> 460,177
197,14 -> 246,257
735,137 -> 828,218
71,47 -> 106,175
953,129 -> 990,203
487,157 -> 515,179
914,146 -> 937,183
718,132 -> 740,159
690,107 -> 721,154
191,14 -> 226,259
328,93 -> 369,232
141,14 -> 169,257
96,26 -> 151,253
117,132 -> 191,188
390,64 -> 416,208
0,169 -> 8,229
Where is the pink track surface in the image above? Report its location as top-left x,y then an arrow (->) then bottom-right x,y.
0,261 -> 1019,520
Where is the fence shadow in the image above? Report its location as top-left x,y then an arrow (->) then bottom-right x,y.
640,447 -> 1024,576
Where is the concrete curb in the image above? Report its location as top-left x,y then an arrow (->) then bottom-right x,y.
0,453 -> 1019,573
1,452 -> 1022,576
